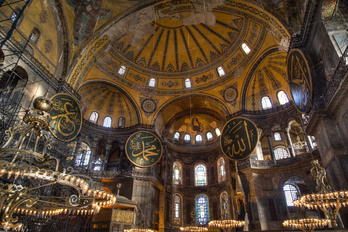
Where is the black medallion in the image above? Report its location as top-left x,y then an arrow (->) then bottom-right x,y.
220,117 -> 258,161
125,131 -> 163,167
287,49 -> 313,113
49,93 -> 82,142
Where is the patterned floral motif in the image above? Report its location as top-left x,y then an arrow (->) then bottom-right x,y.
44,39 -> 53,53
257,70 -> 269,95
150,61 -> 160,71
195,73 -> 213,84
128,72 -> 146,83
263,67 -> 282,90
39,10 -> 47,23
161,80 -> 179,88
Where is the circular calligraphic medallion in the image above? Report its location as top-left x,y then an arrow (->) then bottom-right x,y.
223,87 -> 238,103
141,99 -> 157,113
49,93 -> 82,142
220,117 -> 259,161
125,131 -> 163,167
287,49 -> 313,113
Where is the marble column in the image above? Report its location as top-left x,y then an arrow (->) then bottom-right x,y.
266,135 -> 275,161
88,140 -> 98,170
102,144 -> 112,171
159,188 -> 165,232
256,128 -> 264,160
285,127 -> 295,157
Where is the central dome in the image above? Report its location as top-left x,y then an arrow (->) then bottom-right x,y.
111,9 -> 249,75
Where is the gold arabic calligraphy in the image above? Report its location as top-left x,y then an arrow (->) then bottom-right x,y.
130,135 -> 160,163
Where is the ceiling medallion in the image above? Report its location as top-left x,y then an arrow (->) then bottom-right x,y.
223,86 -> 238,103
141,98 -> 157,114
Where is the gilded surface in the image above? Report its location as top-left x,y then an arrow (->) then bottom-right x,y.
287,49 -> 312,113
220,117 -> 258,161
125,131 -> 163,167
49,93 -> 82,141
112,210 -> 134,223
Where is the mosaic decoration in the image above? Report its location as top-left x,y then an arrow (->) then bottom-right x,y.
39,10 -> 47,23
287,49 -> 313,113
161,80 -> 179,88
195,73 -> 213,84
128,72 -> 146,83
125,131 -> 163,167
44,39 -> 53,53
141,98 -> 157,114
196,195 -> 209,226
226,53 -> 243,70
184,157 -> 191,164
321,0 -> 339,20
223,86 -> 238,103
257,70 -> 269,95
106,92 -> 116,115
191,117 -> 203,132
94,91 -> 109,111
220,117 -> 259,161
49,93 -> 82,142
263,67 -> 282,90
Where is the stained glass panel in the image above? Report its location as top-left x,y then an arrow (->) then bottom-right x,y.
196,195 -> 209,226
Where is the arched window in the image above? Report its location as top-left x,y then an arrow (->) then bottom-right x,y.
93,158 -> 103,171
277,90 -> 289,105
195,164 -> 207,186
118,65 -> 127,76
118,117 -> 125,128
206,132 -> 213,141
148,77 -> 156,88
274,132 -> 282,141
274,147 -> 291,160
89,111 -> 99,123
220,192 -> 229,219
261,96 -> 272,110
217,157 -> 226,182
173,162 -> 182,185
241,42 -> 251,54
283,184 -> 300,206
10,7 -> 23,25
75,142 -> 91,166
217,66 -> 225,77
102,116 -> 112,128
195,134 -> 203,143
184,78 -> 192,88
29,28 -> 40,44
173,194 -> 182,225
184,134 -> 191,142
215,128 -> 221,136
174,132 -> 180,141
196,195 -> 209,226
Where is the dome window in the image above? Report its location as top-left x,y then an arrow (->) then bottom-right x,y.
277,90 -> 289,105
261,96 -> 272,110
89,111 -> 99,123
118,65 -> 127,76
206,132 -> 213,141
274,132 -> 282,141
217,66 -> 225,77
118,117 -> 125,128
148,77 -> 156,88
215,128 -> 221,137
241,43 -> 251,55
184,78 -> 192,89
102,116 -> 112,128
196,134 -> 203,143
29,28 -> 40,45
184,134 -> 191,142
174,132 -> 180,141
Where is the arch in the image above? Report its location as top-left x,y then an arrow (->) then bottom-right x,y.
174,132 -> 180,141
173,162 -> 182,185
206,132 -> 213,141
217,157 -> 226,182
29,27 -> 40,44
102,116 -> 112,128
148,77 -> 156,88
195,134 -> 203,143
220,191 -> 229,219
277,90 -> 289,105
184,134 -> 191,143
274,147 -> 290,160
89,111 -> 99,123
195,164 -> 207,186
173,193 -> 182,225
75,142 -> 91,166
261,96 -> 272,110
195,194 -> 209,226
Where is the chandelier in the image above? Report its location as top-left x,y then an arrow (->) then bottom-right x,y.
125,229 -> 155,232
292,160 -> 347,227
283,218 -> 331,232
0,95 -> 116,231
208,220 -> 245,231
179,226 -> 208,232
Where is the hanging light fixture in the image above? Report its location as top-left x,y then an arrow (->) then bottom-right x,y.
283,218 -> 330,232
208,219 -> 245,231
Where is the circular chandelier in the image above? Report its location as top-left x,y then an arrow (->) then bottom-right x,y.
180,226 -> 208,232
0,95 -> 117,231
283,218 -> 331,232
208,220 -> 245,231
125,229 -> 155,232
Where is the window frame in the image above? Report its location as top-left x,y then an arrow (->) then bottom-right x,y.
89,111 -> 99,123
118,117 -> 126,128
195,164 -> 207,186
174,132 -> 180,141
206,132 -> 213,141
184,78 -> 192,89
217,66 -> 226,77
173,162 -> 182,185
148,77 -> 156,88
283,184 -> 300,206
274,147 -> 291,160
102,116 -> 112,128
241,42 -> 251,55
184,134 -> 191,143
195,194 -> 209,226
173,194 -> 182,225
217,157 -> 226,182
29,27 -> 40,45
261,96 -> 272,110
195,134 -> 203,143
277,90 -> 289,105
118,65 -> 127,76
274,132 -> 282,141
215,128 -> 221,137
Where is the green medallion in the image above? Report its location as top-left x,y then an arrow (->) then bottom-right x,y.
287,49 -> 313,113
220,117 -> 259,161
49,93 -> 82,142
125,131 -> 163,167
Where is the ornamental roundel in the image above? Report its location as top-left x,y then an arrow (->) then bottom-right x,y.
223,86 -> 238,103
220,117 -> 259,161
141,98 -> 157,113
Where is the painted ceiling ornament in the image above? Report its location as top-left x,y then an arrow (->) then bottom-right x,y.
220,117 -> 259,161
45,39 -> 53,53
125,131 -> 163,167
141,98 -> 157,114
223,86 -> 238,103
49,93 -> 82,142
287,49 -> 313,113
39,10 -> 47,23
191,117 -> 203,132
